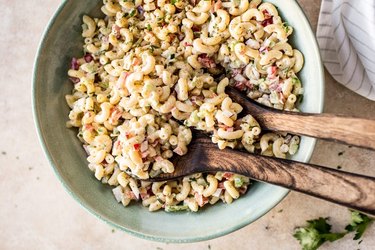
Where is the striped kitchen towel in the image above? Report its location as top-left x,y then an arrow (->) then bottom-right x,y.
317,0 -> 375,100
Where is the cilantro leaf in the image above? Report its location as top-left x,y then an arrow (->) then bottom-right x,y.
293,227 -> 323,250
129,9 -> 136,17
307,217 -> 332,233
345,211 -> 374,240
320,233 -> 346,242
293,218 -> 346,250
282,22 -> 290,33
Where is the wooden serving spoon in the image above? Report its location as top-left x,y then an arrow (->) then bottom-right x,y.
150,133 -> 375,216
226,86 -> 375,150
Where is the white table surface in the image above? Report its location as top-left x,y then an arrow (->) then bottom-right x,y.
0,0 -> 374,249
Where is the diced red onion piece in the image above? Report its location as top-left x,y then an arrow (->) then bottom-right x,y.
141,151 -> 149,158
198,54 -> 216,68
71,57 -> 79,70
245,39 -> 260,49
244,81 -> 253,89
234,74 -> 246,82
112,186 -> 123,202
84,53 -> 93,63
234,81 -> 246,91
155,156 -> 163,162
173,147 -> 184,156
140,141 -> 148,152
69,77 -> 80,84
137,6 -> 144,16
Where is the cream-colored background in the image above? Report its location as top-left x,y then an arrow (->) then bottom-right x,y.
0,0 -> 374,249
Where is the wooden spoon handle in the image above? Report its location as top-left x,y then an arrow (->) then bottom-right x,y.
257,112 -> 375,150
227,86 -> 375,150
204,147 -> 375,215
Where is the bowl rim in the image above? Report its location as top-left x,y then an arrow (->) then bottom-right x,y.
32,0 -> 325,243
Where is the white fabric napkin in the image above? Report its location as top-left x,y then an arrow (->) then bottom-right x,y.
317,0 -> 375,100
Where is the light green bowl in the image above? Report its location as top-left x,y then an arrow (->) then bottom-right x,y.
32,0 -> 324,243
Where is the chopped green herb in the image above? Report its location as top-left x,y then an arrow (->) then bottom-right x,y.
294,211 -> 374,250
193,32 -> 201,37
293,217 -> 346,250
156,17 -> 164,24
146,24 -> 152,31
345,211 -> 374,240
170,0 -> 179,5
129,9 -> 136,17
282,22 -> 290,33
282,67 -> 290,75
98,81 -> 109,89
133,37 -> 143,47
197,178 -> 208,187
170,54 -> 175,60
165,205 -> 189,212
149,45 -> 159,53
292,76 -> 301,84
149,169 -> 162,178
234,176 -> 244,188
157,198 -> 164,204
296,94 -> 304,104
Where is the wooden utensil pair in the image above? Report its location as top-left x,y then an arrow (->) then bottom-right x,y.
148,87 -> 375,215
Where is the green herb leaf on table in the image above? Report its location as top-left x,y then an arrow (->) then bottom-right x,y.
345,211 -> 374,240
294,211 -> 374,250
293,217 -> 346,250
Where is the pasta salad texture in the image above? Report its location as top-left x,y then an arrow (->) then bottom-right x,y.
66,0 -> 304,212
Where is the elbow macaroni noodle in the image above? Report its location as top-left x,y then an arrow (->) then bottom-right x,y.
66,0 -> 304,212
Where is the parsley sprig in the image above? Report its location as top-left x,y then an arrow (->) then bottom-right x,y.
293,211 -> 373,250
293,218 -> 345,250
345,211 -> 373,240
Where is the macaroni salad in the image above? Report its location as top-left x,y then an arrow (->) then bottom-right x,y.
66,0 -> 304,212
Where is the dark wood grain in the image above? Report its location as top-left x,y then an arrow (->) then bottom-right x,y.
151,135 -> 375,215
227,87 -> 375,150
